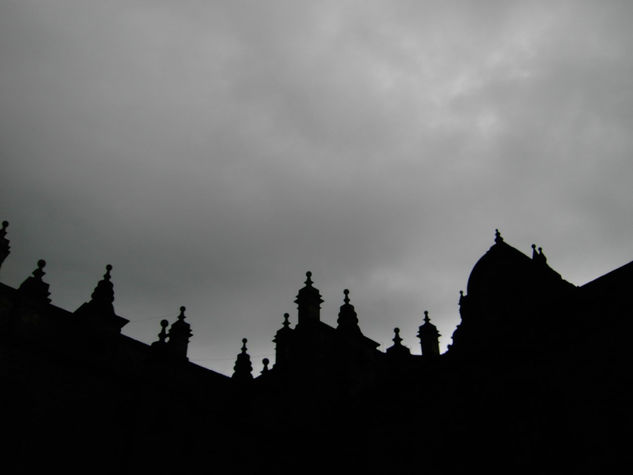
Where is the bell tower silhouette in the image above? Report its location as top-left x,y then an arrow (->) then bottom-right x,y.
295,271 -> 323,326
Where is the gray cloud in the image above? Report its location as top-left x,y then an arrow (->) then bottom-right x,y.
2,0 -> 632,375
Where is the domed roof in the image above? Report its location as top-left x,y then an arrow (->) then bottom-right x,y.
466,230 -> 533,297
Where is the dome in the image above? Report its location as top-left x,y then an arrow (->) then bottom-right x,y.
466,236 -> 533,299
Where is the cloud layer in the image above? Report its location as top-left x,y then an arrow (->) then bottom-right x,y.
2,0 -> 632,375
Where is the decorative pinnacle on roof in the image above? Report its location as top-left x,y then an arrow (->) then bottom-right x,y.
168,306 -> 193,353
337,288 -> 360,333
386,327 -> 411,356
90,265 -> 115,307
282,312 -> 290,329
392,327 -> 403,346
19,259 -> 51,303
418,311 -> 441,357
232,338 -> 253,381
495,229 -> 504,244
295,271 -> 323,325
419,311 -> 439,333
0,220 -> 8,238
158,319 -> 169,344
261,358 -> 270,375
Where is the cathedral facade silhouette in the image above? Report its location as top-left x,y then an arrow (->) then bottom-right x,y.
1,221 -> 630,474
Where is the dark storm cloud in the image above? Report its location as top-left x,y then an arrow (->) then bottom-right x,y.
2,0 -> 632,375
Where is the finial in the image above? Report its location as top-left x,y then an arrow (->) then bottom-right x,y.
34,259 -> 46,279
459,290 -> 465,305
158,319 -> 169,343
282,312 -> 290,328
305,271 -> 313,286
343,289 -> 350,304
103,264 -> 112,281
19,259 -> 51,303
0,220 -> 8,236
495,229 -> 503,244
178,306 -> 186,320
262,358 -> 269,374
393,327 -> 403,345
424,310 -> 431,323
241,338 -> 248,353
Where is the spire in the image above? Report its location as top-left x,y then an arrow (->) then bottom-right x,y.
150,319 -> 170,356
0,220 -> 10,268
90,265 -> 115,310
273,313 -> 293,370
386,327 -> 411,357
232,338 -> 253,381
155,319 -> 169,344
336,289 -> 361,335
494,228 -> 504,244
74,265 -> 128,332
417,311 -> 440,358
18,259 -> 51,303
295,271 -> 323,326
261,358 -> 270,375
167,306 -> 193,359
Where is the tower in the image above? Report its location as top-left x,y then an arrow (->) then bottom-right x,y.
417,311 -> 440,358
295,271 -> 323,327
167,306 -> 193,360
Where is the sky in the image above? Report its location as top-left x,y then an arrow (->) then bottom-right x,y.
1,0 -> 632,376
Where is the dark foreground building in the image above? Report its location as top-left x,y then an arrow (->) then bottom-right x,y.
0,222 -> 631,474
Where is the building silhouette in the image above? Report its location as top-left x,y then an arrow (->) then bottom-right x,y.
0,222 -> 630,474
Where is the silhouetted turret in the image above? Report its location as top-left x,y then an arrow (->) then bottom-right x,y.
336,289 -> 361,336
273,313 -> 292,370
295,271 -> 323,326
417,311 -> 440,358
386,327 -> 411,358
167,306 -> 193,360
18,259 -> 51,303
0,221 -> 9,269
232,338 -> 253,381
74,265 -> 129,333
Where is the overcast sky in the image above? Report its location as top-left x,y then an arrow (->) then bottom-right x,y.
1,0 -> 632,376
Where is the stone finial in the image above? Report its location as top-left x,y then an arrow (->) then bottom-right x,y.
295,271 -> 323,326
261,358 -> 270,375
232,337 -> 253,381
18,259 -> 51,303
282,312 -> 290,329
386,326 -> 411,357
90,265 -> 115,307
418,310 -> 440,358
337,288 -> 360,334
167,305 -> 193,359
392,327 -> 403,346
494,228 -> 504,244
158,319 -> 169,343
